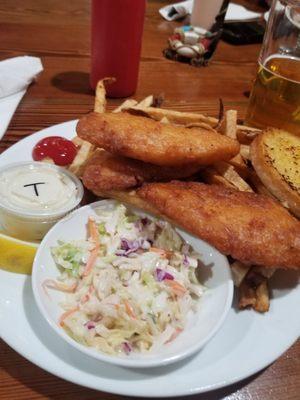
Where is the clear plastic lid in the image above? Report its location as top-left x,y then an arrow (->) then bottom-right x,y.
0,161 -> 84,219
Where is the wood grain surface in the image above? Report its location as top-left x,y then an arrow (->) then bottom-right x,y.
0,1 -> 299,399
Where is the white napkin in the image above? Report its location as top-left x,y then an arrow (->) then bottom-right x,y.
159,1 -> 262,22
227,3 -> 262,21
0,56 -> 43,140
159,0 -> 193,21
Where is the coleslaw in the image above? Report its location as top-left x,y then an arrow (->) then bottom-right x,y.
45,204 -> 205,356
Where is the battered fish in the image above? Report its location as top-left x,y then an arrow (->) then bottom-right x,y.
83,149 -> 201,193
137,181 -> 300,269
76,112 -> 240,167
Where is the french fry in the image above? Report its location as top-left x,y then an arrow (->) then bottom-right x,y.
254,280 -> 270,313
240,144 -> 251,161
94,81 -> 106,112
137,95 -> 154,108
185,122 -> 216,132
254,271 -> 270,313
160,116 -> 170,124
238,266 -> 271,313
94,78 -> 115,113
239,279 -> 257,309
213,161 -> 253,192
231,261 -> 252,287
220,110 -> 237,139
72,136 -> 84,147
113,99 -> 138,113
126,106 -> 218,126
237,127 -> 261,144
69,78 -> 111,176
200,167 -> 235,188
70,78 -> 115,176
228,153 -> 249,178
126,103 -> 261,138
69,139 -> 95,177
115,95 -> 154,114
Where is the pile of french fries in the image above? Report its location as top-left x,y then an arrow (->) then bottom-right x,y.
67,79 -> 277,313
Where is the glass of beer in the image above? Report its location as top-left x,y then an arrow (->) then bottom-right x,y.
245,0 -> 300,133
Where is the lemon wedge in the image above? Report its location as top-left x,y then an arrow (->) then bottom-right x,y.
0,232 -> 39,274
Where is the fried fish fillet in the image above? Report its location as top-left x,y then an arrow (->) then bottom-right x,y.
76,112 -> 240,167
83,149 -> 201,193
137,181 -> 300,269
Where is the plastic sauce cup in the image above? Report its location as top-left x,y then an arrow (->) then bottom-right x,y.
0,162 -> 84,241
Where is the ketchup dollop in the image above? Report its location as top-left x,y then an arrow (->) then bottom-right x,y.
32,136 -> 77,166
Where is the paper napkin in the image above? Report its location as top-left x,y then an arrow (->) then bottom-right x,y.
159,1 -> 262,22
0,56 -> 43,140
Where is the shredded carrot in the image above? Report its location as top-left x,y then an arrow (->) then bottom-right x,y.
83,217 -> 100,277
80,285 -> 95,304
166,328 -> 183,344
149,247 -> 173,259
82,250 -> 98,277
80,294 -> 90,304
88,217 -> 99,242
124,300 -> 136,319
88,285 -> 95,294
43,279 -> 77,298
165,280 -> 187,296
59,307 -> 79,327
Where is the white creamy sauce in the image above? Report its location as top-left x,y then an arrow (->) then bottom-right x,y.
0,165 -> 77,213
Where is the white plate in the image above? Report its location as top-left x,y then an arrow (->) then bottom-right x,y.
0,120 -> 299,398
32,200 -> 233,368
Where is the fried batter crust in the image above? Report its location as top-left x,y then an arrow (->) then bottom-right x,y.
76,112 -> 240,167
138,181 -> 300,269
83,149 -> 201,192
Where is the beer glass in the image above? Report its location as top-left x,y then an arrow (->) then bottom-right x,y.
245,0 -> 300,133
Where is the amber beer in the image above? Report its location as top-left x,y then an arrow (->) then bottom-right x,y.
245,55 -> 300,133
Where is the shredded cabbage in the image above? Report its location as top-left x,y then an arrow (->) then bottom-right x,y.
46,204 -> 205,356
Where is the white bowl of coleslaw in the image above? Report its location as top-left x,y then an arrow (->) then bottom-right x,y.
32,200 -> 233,368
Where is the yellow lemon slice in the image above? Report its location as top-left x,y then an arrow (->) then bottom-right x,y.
0,232 -> 39,275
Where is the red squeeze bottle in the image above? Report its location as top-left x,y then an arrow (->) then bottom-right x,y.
90,0 -> 146,98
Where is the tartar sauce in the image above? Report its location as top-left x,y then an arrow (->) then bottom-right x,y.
0,162 -> 83,241
0,165 -> 76,213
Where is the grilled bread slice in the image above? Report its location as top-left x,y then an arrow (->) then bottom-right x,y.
250,128 -> 300,218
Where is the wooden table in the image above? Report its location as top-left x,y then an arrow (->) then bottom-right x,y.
0,1 -> 299,399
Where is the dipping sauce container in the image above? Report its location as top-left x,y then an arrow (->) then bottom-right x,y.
0,162 -> 83,241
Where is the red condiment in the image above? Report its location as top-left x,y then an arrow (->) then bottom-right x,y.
90,0 -> 146,98
32,136 -> 77,166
